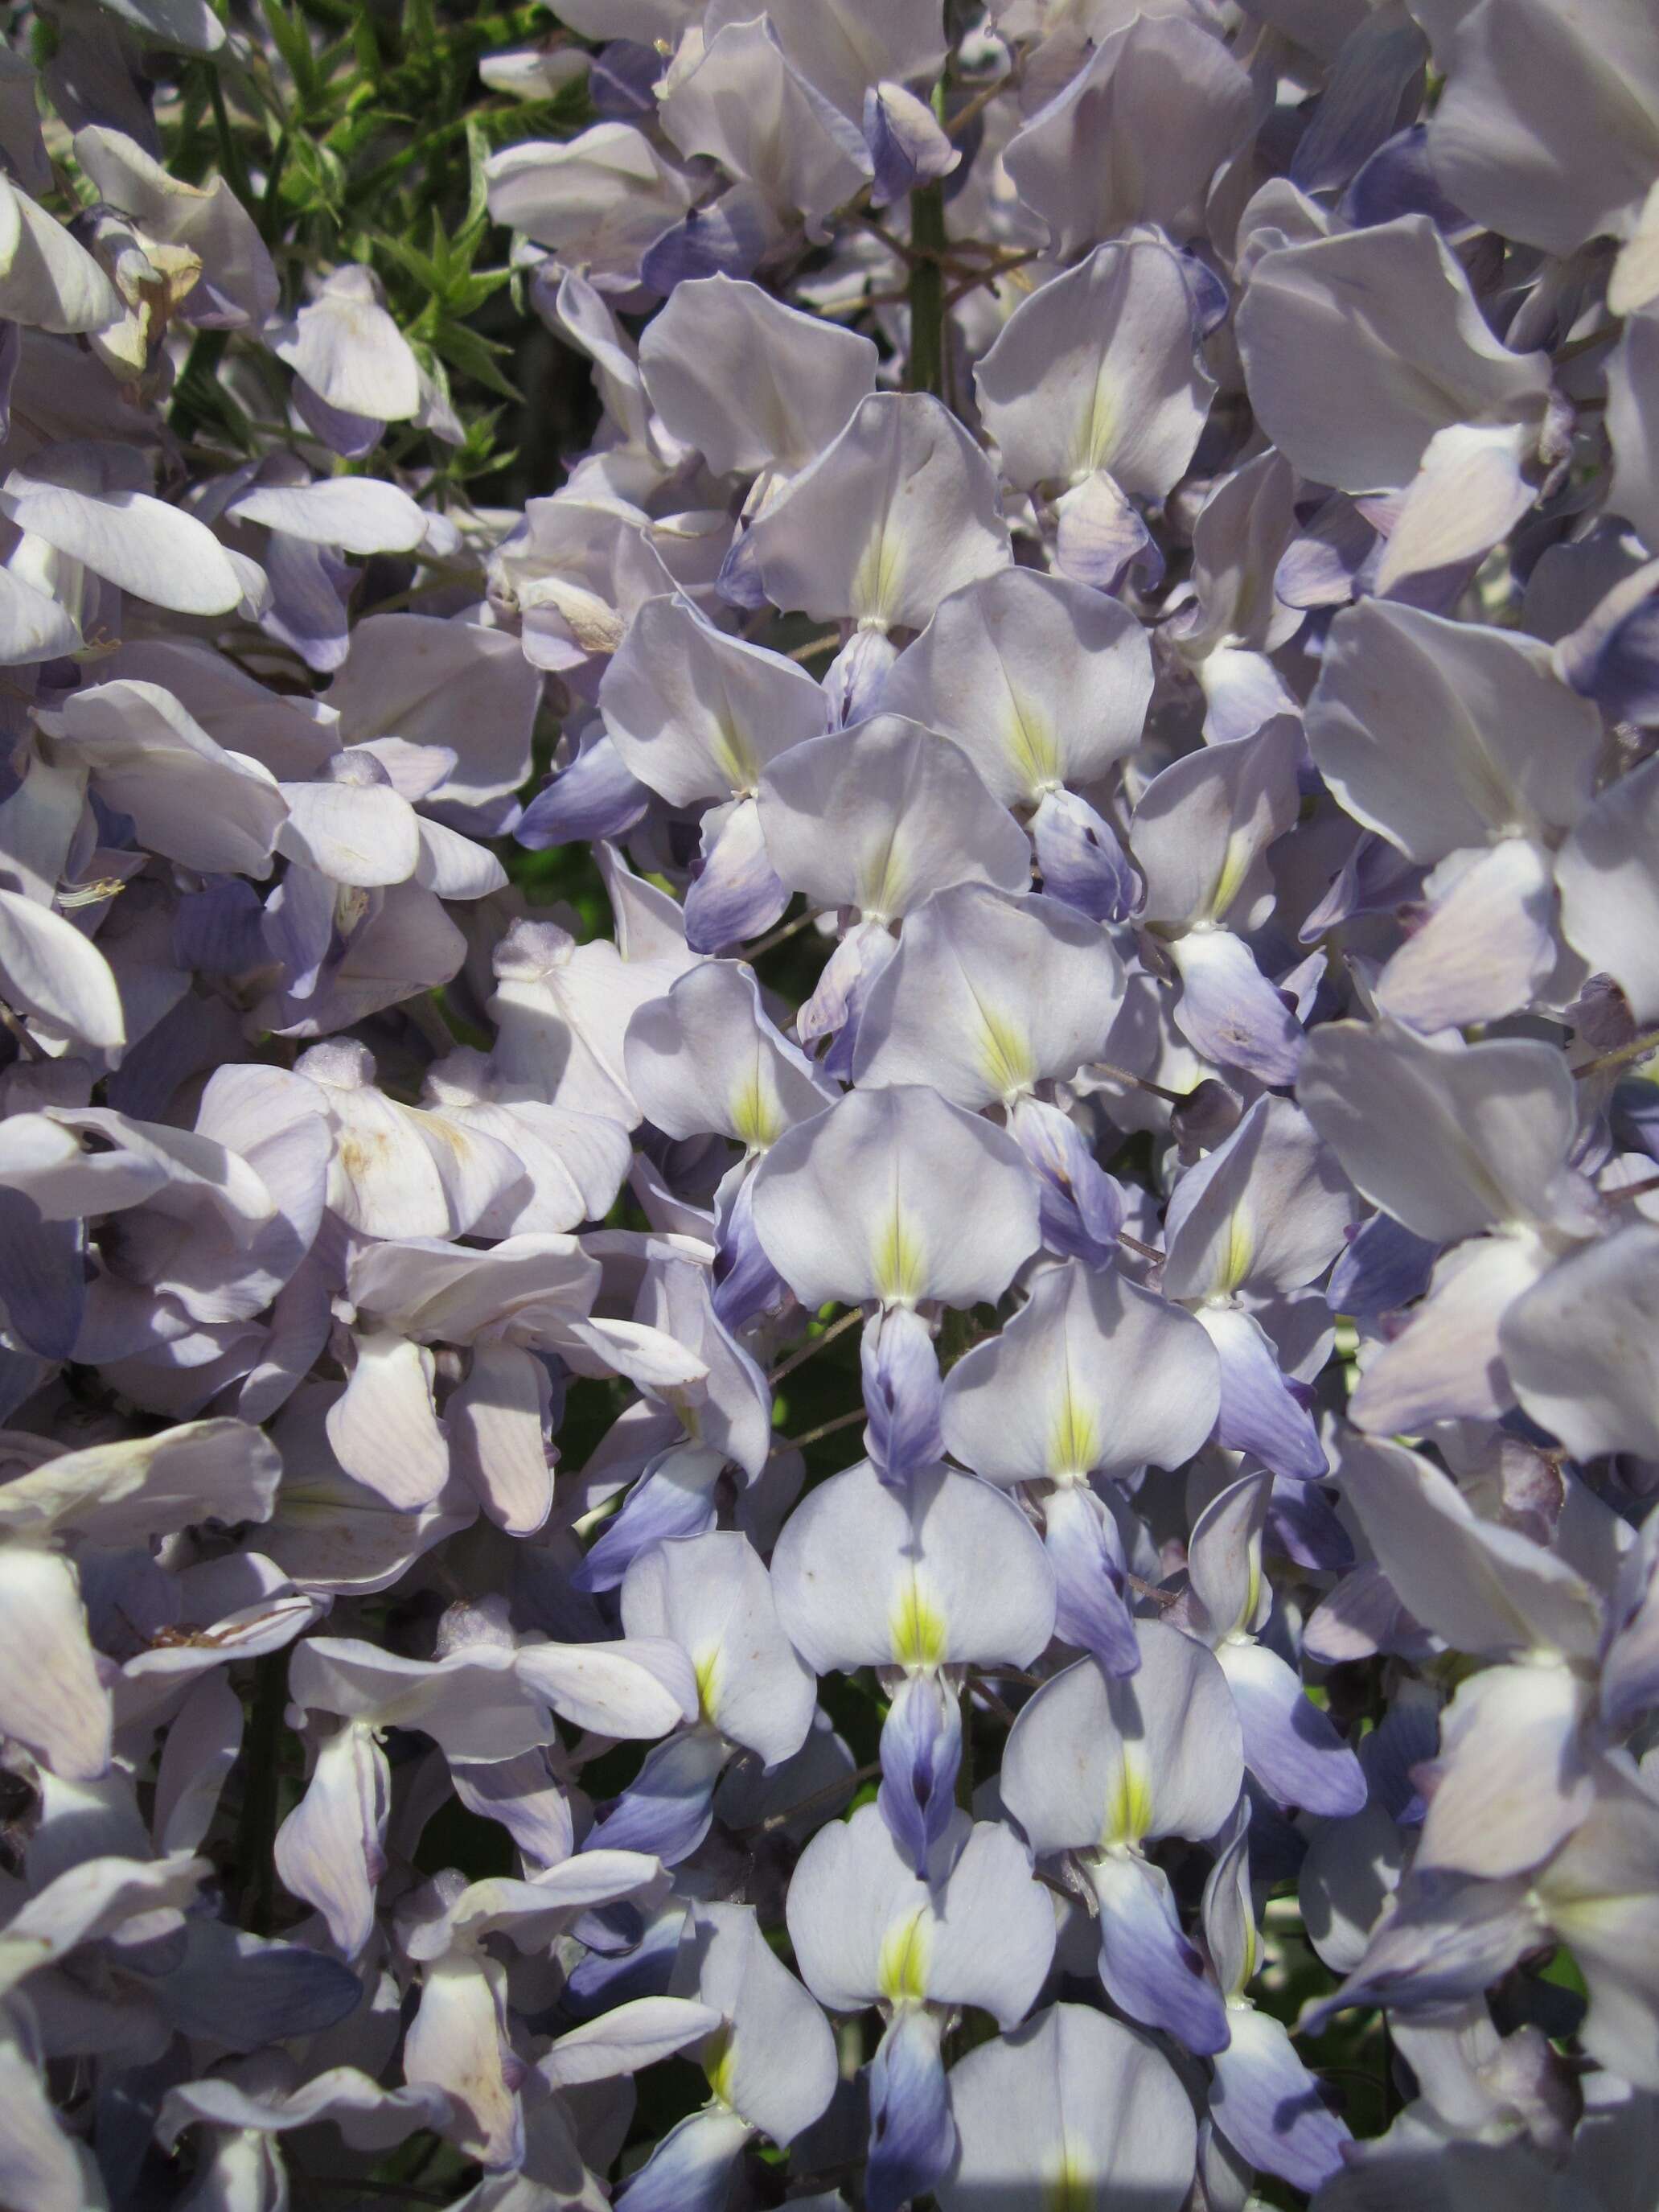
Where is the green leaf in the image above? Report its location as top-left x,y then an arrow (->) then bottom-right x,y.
427,319 -> 521,403
351,11 -> 381,81
400,0 -> 438,50
260,0 -> 320,109
373,228 -> 445,295
284,131 -> 346,216
464,115 -> 492,236
443,265 -> 514,316
170,330 -> 255,451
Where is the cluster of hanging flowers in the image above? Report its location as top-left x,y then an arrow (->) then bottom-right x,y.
4,0 -> 1659,2204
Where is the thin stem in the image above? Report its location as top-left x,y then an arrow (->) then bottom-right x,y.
294,2181 -> 454,2206
969,1680 -> 1020,1729
1574,1030 -> 1659,1079
1119,1231 -> 1164,1264
1554,324 -> 1621,366
947,65 -> 1020,141
785,2158 -> 866,2195
955,1672 -> 975,1812
785,630 -> 844,664
1383,2009 -> 1404,2119
1126,1571 -> 1181,1610
907,65 -> 952,401
768,1305 -> 860,1385
207,68 -> 256,210
170,328 -> 231,445
747,906 -> 819,958
942,236 -> 1030,262
1609,1173 -> 1659,1203
853,212 -> 922,266
0,1001 -> 43,1061
232,1650 -> 289,1936
1092,1057 -> 1191,1107
943,249 -> 1042,311
905,179 -> 948,399
770,1407 -> 866,1458
259,123 -> 293,238
756,1761 -> 880,1836
939,1318 -> 1001,1372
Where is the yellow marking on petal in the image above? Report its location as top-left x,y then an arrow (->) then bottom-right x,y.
1045,2145 -> 1096,2212
335,882 -> 372,935
663,1388 -> 703,1442
1102,1753 -> 1155,1848
976,1005 -> 1037,1102
693,1645 -> 724,1728
708,716 -> 758,796
1003,693 -> 1063,796
1216,1207 -> 1255,1299
856,833 -> 909,926
1048,1388 -> 1100,1481
890,1577 -> 948,1671
729,1064 -> 781,1153
703,2023 -> 736,2107
1205,828 -> 1259,925
853,528 -> 902,627
873,1209 -> 926,1307
1077,364 -> 1118,479
877,1905 -> 932,2005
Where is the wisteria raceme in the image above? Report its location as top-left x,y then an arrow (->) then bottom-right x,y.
2,0 -> 1659,2205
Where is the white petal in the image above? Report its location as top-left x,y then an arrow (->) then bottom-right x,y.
976,237 -> 1213,500
541,1997 -> 723,2087
273,273 -> 421,422
1335,1432 -> 1603,1661
639,274 -> 876,476
1,446 -> 247,615
939,2001 -> 1197,2212
1237,215 -> 1550,492
1502,1225 -> 1659,1462
1308,597 -> 1601,862
447,1340 -> 554,1536
43,678 -> 288,875
942,1259 -> 1219,1485
622,1531 -> 815,1767
1002,1625 -> 1242,1853
1297,1016 -> 1579,1242
1003,14 -> 1253,252
0,178 -> 121,333
513,1636 -> 698,1737
1132,715 -> 1301,932
228,476 -> 428,554
1556,750 -> 1659,1022
272,1719 -> 389,1957
739,392 -> 1010,631
854,886 -> 1126,1111
0,889 -> 125,1050
601,594 -> 827,807
0,1548 -> 111,1783
770,1458 -> 1056,1671
758,716 -> 1029,924
880,566 -> 1152,808
626,960 -> 832,1149
750,1084 -> 1040,1311
325,1330 -> 450,1510
1164,1096 -> 1357,1301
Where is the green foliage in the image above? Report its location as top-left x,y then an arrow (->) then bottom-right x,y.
163,0 -> 593,497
